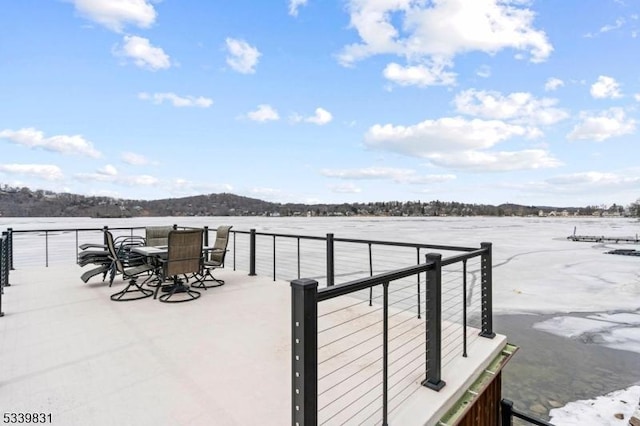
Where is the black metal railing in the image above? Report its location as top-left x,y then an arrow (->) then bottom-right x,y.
0,224 -> 503,424
0,230 -> 9,317
9,226 -> 146,268
230,229 -> 478,288
2,224 -> 476,289
291,243 -> 493,425
1,225 -> 487,321
501,399 -> 554,425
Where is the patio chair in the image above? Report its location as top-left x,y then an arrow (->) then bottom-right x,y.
145,226 -> 173,247
78,235 -> 143,284
105,231 -> 156,301
192,225 -> 232,289
154,229 -> 204,303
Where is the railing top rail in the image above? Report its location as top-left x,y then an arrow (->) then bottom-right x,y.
334,237 -> 477,252
441,248 -> 486,266
318,261 -> 435,302
6,226 -> 479,253
10,227 -> 146,233
232,229 -> 478,252
232,229 -> 326,242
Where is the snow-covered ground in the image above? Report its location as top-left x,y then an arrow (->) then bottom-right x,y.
549,386 -> 640,426
2,215 -> 639,422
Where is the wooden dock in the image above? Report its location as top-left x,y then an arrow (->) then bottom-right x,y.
606,249 -> 640,257
567,235 -> 639,243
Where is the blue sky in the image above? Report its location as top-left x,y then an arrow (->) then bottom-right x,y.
1,0 -> 639,207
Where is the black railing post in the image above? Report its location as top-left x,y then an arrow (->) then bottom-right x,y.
75,229 -> 79,263
462,259 -> 468,357
103,226 -> 108,245
203,226 -> 209,246
45,230 -> 49,268
326,233 -> 334,287
8,228 -> 14,270
291,278 -> 318,426
416,247 -> 421,319
500,399 -> 513,426
422,253 -> 445,391
2,232 -> 10,287
382,281 -> 389,426
249,229 -> 256,276
368,243 -> 373,306
480,242 -> 496,338
0,235 -> 5,317
173,224 -> 178,230
297,237 -> 301,279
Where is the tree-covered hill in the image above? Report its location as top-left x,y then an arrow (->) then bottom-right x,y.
0,184 -> 635,218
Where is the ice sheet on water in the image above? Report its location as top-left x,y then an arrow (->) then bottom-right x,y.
3,216 -> 639,315
533,312 -> 640,354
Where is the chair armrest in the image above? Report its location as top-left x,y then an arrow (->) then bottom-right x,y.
79,243 -> 107,250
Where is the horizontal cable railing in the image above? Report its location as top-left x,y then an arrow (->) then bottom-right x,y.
229,229 -> 474,289
291,244 -> 493,425
2,225 -> 477,289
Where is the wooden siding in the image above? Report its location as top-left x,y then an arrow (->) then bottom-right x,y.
456,371 -> 502,426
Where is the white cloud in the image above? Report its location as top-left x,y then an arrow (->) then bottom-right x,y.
328,183 -> 362,194
454,89 -> 569,125
74,172 -> 114,182
365,116 -> 528,155
585,17 -> 626,37
307,108 -> 333,125
247,187 -> 285,201
0,127 -> 101,158
635,93 -> 640,102
590,75 -> 622,99
292,107 -> 333,125
0,164 -> 64,180
546,171 -> 639,186
363,113 -> 562,172
71,0 -> 157,32
98,164 -> 118,176
138,92 -> 213,108
289,0 -> 308,17
321,167 -> 455,184
600,17 -> 625,33
126,175 -> 159,186
73,168 -> 160,186
74,166 -> 161,188
114,35 -> 171,70
339,0 -> 552,85
544,77 -> 564,91
225,38 -> 261,74
169,179 -> 233,195
121,152 -> 156,166
476,65 -> 491,78
567,108 -> 635,141
382,62 -> 456,87
427,149 -> 562,171
246,104 -> 280,122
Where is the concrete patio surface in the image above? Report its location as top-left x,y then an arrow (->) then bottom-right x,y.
0,264 -> 505,426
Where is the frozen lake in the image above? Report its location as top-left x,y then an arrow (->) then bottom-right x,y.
2,215 -> 639,423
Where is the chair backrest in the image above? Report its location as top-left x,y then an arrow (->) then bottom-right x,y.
166,229 -> 203,277
210,225 -> 232,264
146,226 -> 172,247
104,230 -> 125,274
